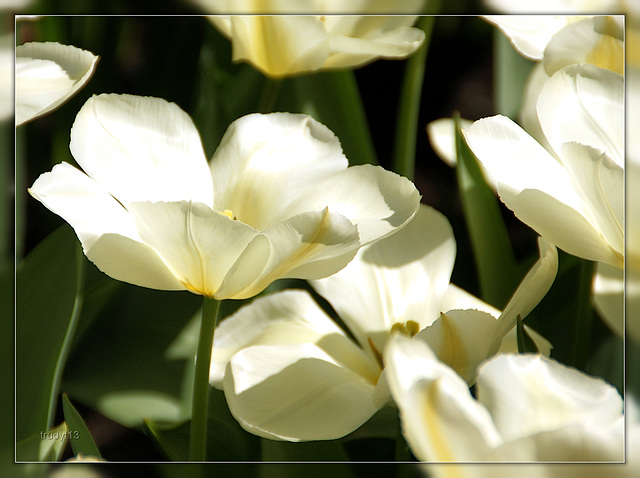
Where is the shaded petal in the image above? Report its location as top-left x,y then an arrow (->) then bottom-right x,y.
70,94 -> 212,205
384,335 -> 502,461
426,117 -> 474,168
442,284 -> 501,318
476,354 -> 623,444
216,207 -> 360,299
223,342 -> 379,441
29,162 -> 183,290
311,204 -> 455,353
210,112 -> 348,230
543,16 -> 624,76
495,237 -> 558,340
16,42 -> 98,126
324,25 -> 424,69
593,262 -> 624,338
499,325 -> 553,357
226,16 -> 330,77
210,289 -> 379,387
128,201 -> 260,298
464,115 -> 618,265
537,63 -> 623,166
417,310 -> 499,384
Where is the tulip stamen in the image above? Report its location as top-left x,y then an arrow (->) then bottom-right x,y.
220,209 -> 238,220
390,320 -> 420,337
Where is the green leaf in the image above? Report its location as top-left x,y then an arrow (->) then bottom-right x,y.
61,393 -> 101,459
516,316 -> 540,354
454,114 -> 521,308
16,422 -> 69,462
16,226 -> 78,442
260,439 -> 349,462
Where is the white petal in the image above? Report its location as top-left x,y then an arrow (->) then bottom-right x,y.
543,16 -> 624,76
70,94 -> 212,205
384,335 -> 502,461
16,42 -> 98,125
441,284 -> 501,319
483,15 -> 580,60
476,354 -> 623,443
29,162 -> 183,290
216,207 -> 360,299
223,342 -> 379,441
495,237 -> 558,340
426,117 -> 474,168
210,289 -> 379,387
417,310 -> 499,384
226,16 -> 330,77
325,25 -> 425,69
592,262 -> 624,337
463,115 -> 618,265
499,325 -> 553,357
537,63 -> 624,166
128,201 -> 260,298
311,204 -> 455,355
560,142 -> 623,261
210,112 -> 348,230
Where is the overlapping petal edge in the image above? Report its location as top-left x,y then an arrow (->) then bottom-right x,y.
29,93 -> 420,300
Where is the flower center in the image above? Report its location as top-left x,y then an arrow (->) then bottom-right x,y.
220,209 -> 238,221
390,320 -> 420,337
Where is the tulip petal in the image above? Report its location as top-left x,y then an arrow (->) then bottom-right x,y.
426,117 -> 474,168
28,162 -> 184,291
463,115 -> 619,265
223,342 -> 379,441
384,335 -> 502,461
495,237 -> 558,340
128,201 -> 261,298
16,42 -> 98,126
210,289 -> 379,388
592,262 -> 624,337
311,204 -> 455,354
537,63 -> 623,166
226,16 -> 330,77
476,354 -> 624,444
69,94 -> 213,205
210,112 -> 348,230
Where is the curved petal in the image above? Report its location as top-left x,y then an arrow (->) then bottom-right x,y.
537,63 -> 624,166
216,207 -> 360,299
325,26 -> 425,69
16,42 -> 98,126
28,162 -> 184,291
543,16 -> 624,76
560,142 -> 623,260
476,354 -> 623,444
384,335 -> 502,462
593,262 -> 624,338
223,342 -> 379,441
210,112 -> 348,230
463,115 -> 618,265
70,94 -> 212,205
311,204 -> 455,353
426,117 -> 474,168
441,284 -> 501,318
210,289 -> 379,387
128,201 -> 261,298
226,16 -> 330,77
417,310 -> 499,385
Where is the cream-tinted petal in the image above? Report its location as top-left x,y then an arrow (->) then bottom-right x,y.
227,16 -> 330,77
210,289 -> 379,387
28,162 -> 184,290
593,262 -> 624,338
128,201 -> 260,297
537,63 -> 624,166
216,208 -> 359,300
426,117 -> 474,168
311,204 -> 455,354
209,112 -> 348,229
384,335 -> 502,461
70,94 -> 212,206
476,354 -> 623,443
223,342 -> 379,441
16,42 -> 98,125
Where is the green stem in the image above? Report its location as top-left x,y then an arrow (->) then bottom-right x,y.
189,296 -> 221,461
47,241 -> 85,431
392,15 -> 435,180
571,260 -> 595,371
257,77 -> 281,113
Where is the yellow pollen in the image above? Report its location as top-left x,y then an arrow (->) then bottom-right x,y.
220,209 -> 237,220
390,320 -> 420,337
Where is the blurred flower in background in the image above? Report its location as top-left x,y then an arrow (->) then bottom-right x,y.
188,0 -> 428,14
